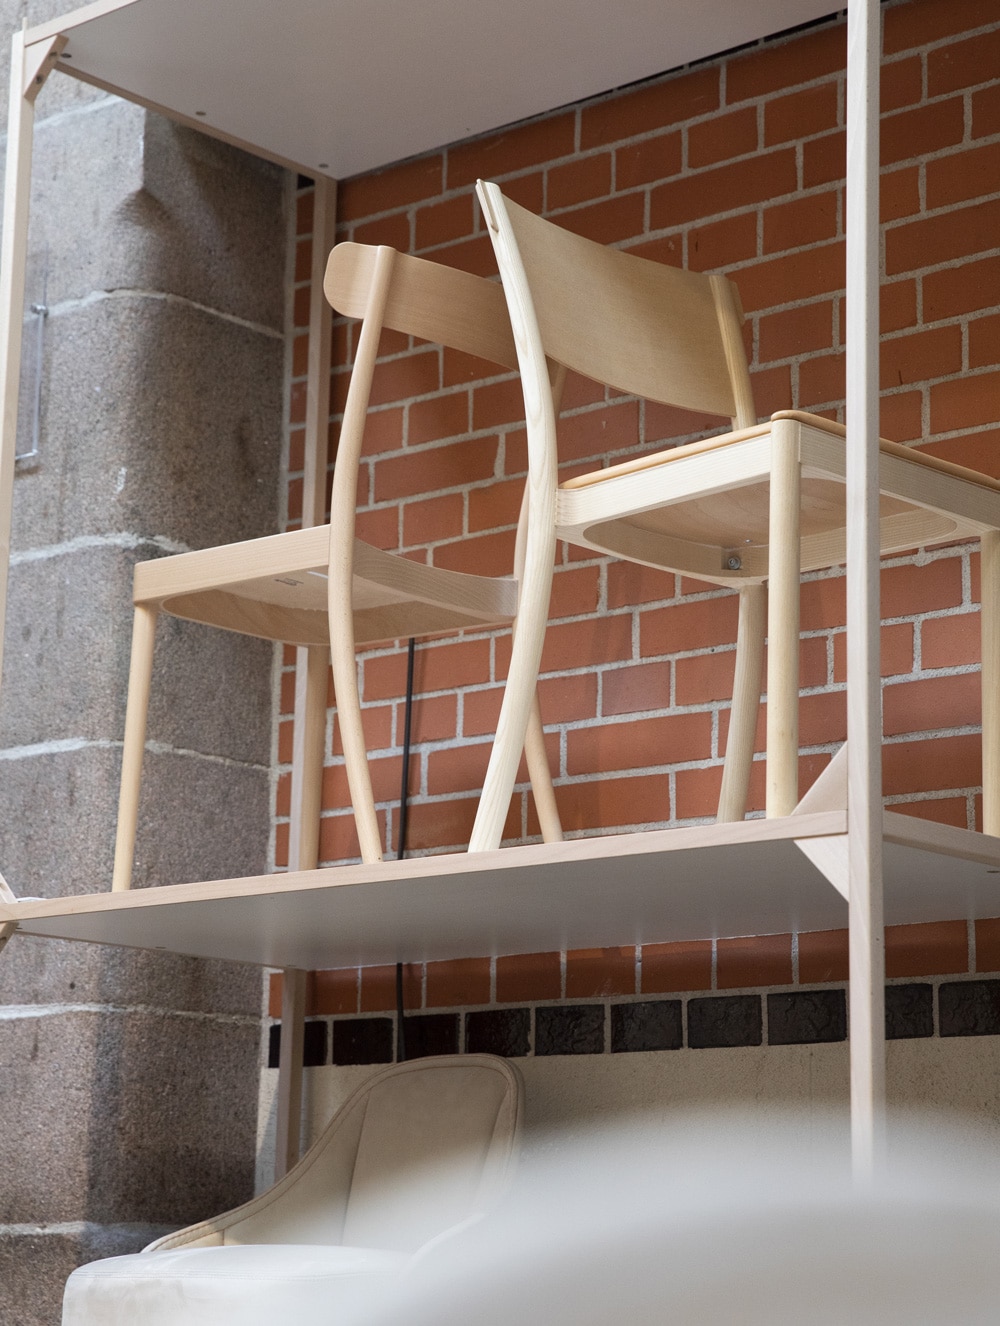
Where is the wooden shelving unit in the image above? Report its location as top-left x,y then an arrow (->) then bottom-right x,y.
0,0 -> 986,1179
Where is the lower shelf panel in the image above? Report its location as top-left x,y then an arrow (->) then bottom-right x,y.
4,811 -> 1000,970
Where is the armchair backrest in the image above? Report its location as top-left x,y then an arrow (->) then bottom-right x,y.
149,1056 -> 523,1255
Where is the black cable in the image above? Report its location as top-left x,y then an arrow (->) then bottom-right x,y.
395,636 -> 417,1062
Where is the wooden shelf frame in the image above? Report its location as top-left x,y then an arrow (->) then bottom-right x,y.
0,0 -> 986,1182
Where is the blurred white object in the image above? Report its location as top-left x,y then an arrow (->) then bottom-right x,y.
353,1110 -> 1000,1326
62,1055 -> 522,1326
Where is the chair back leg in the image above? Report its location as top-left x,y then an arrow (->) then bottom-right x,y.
112,603 -> 158,891
717,583 -> 766,823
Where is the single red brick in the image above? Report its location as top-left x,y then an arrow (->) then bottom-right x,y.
924,255 -> 1000,322
931,371 -> 1000,435
763,191 -> 838,255
883,671 -> 981,738
448,112 -> 576,188
566,711 -> 713,776
640,594 -> 738,656
882,733 -> 981,797
369,349 -> 440,408
651,149 -> 797,230
798,689 -> 847,747
802,129 -> 845,188
734,241 -> 845,313
674,763 -> 722,820
566,946 -> 637,997
881,280 -> 918,334
880,390 -> 923,444
973,83 -> 1000,138
558,401 -> 642,464
927,142 -> 1000,210
467,474 -> 523,534
553,193 -> 645,245
886,921 -> 969,978
758,301 -> 835,364
415,194 -> 475,251
472,377 -> 525,432
360,963 -> 424,1013
883,0 -> 997,54
727,23 -> 846,103
553,772 -> 671,833
688,212 -> 758,272
317,809 -> 369,866
717,934 -> 792,989
831,621 -> 914,680
607,559 -> 676,609
641,940 -> 712,993
542,613 -> 633,676
881,325 -> 963,390
882,55 -> 924,112
799,351 -> 844,406
496,952 -> 562,1003
407,392 -> 471,448
675,649 -> 736,705
374,435 -> 496,502
314,969 -> 359,1016
924,430 -> 1000,480
970,314 -> 1000,370
748,364 -> 792,416
799,929 -> 849,984
539,671 -> 599,725
765,81 -> 840,147
881,558 -> 963,618
881,98 -> 965,167
616,130 -> 683,190
975,919 -> 1000,973
404,796 -> 479,853
339,155 -> 443,222
547,153 -> 613,211
426,743 -> 495,796
602,659 -> 672,716
881,165 -> 921,223
886,199 -> 1000,277
922,611 -> 980,671
425,957 -> 491,1008
580,67 -> 720,149
928,27 -> 1000,96
400,492 -> 461,547
689,106 -> 758,167
351,212 -> 411,251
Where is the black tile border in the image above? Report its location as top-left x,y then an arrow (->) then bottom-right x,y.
266,978 -> 1000,1065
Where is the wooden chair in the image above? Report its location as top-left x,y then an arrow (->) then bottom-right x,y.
112,242 -> 561,888
476,180 -> 1000,828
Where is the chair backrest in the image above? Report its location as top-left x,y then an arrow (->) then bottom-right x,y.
171,1055 -> 524,1254
476,180 -> 756,433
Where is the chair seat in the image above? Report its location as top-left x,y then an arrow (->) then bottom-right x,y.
62,1243 -> 409,1326
133,528 -> 518,647
557,409 -> 1000,587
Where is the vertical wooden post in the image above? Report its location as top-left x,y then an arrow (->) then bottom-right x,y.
274,175 -> 337,1180
765,418 -> 801,818
845,0 -> 886,1181
981,530 -> 1000,837
718,583 -> 766,823
0,32 -> 61,716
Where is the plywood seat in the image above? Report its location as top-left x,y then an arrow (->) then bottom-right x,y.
133,527 -> 518,649
559,409 -> 1000,585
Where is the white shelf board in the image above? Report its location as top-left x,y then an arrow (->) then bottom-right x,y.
5,813 -> 1000,971
28,0 -> 840,177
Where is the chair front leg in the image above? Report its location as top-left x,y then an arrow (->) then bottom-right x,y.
717,582 -> 766,823
765,418 -> 802,818
981,529 -> 1000,836
112,604 -> 158,891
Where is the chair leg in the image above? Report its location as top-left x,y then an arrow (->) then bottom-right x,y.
112,604 -> 158,892
717,583 -> 766,823
524,692 -> 563,843
330,621 -> 383,865
981,530 -> 1000,836
766,418 -> 801,818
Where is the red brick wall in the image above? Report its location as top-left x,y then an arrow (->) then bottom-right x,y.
274,0 -> 1000,1009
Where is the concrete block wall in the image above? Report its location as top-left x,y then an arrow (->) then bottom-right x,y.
0,13 -> 289,1322
272,0 -> 1000,1134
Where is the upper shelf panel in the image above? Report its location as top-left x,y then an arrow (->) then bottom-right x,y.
27,0 -> 839,177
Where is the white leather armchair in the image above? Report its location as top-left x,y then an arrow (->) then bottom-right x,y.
63,1054 -> 523,1326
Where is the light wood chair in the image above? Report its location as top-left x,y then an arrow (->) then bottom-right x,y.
112,242 -> 562,887
476,180 -> 1000,828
